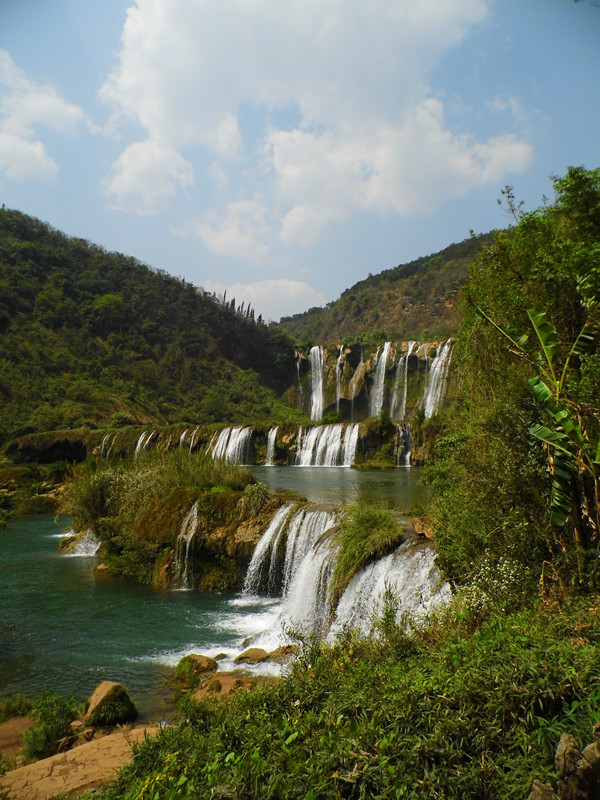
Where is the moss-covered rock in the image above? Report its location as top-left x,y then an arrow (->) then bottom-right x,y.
85,682 -> 137,728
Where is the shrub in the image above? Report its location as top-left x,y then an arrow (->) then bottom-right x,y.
23,690 -> 77,760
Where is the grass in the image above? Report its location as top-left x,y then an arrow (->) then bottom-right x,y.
92,597 -> 600,800
329,501 -> 405,606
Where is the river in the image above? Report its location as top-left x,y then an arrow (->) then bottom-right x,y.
0,467 -> 426,719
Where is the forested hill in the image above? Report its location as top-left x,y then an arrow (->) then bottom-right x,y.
0,209 -> 296,445
278,230 -> 496,344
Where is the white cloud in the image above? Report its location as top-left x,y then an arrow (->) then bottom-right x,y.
101,0 -> 532,246
202,278 -> 327,322
179,197 -> 270,263
0,49 -> 90,181
104,138 -> 194,214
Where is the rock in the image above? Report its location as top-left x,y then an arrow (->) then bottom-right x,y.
85,681 -> 137,728
193,672 -> 277,701
265,644 -> 299,664
0,717 -> 35,757
234,647 -> 269,664
175,654 -> 219,689
555,733 -> 596,800
214,653 -> 228,661
528,779 -> 559,799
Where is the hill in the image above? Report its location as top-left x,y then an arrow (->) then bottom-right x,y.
277,231 -> 496,343
0,209 -> 297,446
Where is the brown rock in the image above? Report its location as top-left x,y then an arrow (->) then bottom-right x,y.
555,733 -> 595,800
85,681 -> 137,727
265,644 -> 299,664
185,654 -> 219,673
528,780 -> 559,800
0,717 -> 35,757
234,647 -> 269,664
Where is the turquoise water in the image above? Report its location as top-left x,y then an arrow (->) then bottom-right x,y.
0,469 -> 425,718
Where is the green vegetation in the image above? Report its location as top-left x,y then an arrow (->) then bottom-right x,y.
330,502 -> 403,606
0,208 -> 297,446
94,599 -> 600,800
60,449 -> 258,585
427,167 -> 600,592
86,686 -> 137,729
0,695 -> 33,724
22,690 -> 78,760
277,231 -> 495,344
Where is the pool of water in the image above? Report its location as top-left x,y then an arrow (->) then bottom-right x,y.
0,469 -> 426,717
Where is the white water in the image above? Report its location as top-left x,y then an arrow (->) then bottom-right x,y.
134,431 -> 151,457
211,426 -> 253,463
335,345 -> 344,412
422,339 -> 453,418
189,427 -> 199,453
370,341 -> 392,417
173,503 -> 198,590
396,423 -> 413,467
265,426 -> 278,466
309,345 -> 324,420
390,341 -> 416,420
63,529 -> 101,557
243,504 -> 296,595
296,423 -> 359,466
328,542 -> 451,640
178,429 -> 188,448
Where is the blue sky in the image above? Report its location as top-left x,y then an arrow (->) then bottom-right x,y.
1,0 -> 599,321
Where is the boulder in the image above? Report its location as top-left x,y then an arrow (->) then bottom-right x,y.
265,644 -> 299,664
85,681 -> 137,728
175,654 -> 219,689
234,647 -> 269,664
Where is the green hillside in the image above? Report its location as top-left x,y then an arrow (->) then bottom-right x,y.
278,231 -> 496,343
0,209 -> 297,446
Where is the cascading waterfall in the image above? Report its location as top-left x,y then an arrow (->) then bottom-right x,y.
243,504 -> 295,596
396,423 -> 413,467
327,543 -> 451,640
390,341 -> 416,420
134,431 -> 150,457
189,427 -> 199,453
265,426 -> 278,466
296,353 -> 304,407
309,345 -> 324,420
173,503 -> 198,590
211,426 -> 253,463
295,423 -> 359,466
179,429 -> 188,448
369,341 -> 392,417
422,339 -> 454,418
335,345 -> 344,413
100,433 -> 111,458
63,529 -> 101,557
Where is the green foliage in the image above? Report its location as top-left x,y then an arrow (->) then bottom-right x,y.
0,208 -> 296,445
96,600 -> 600,800
0,694 -> 33,724
23,690 -> 77,760
429,167 -> 600,589
330,502 -> 403,606
278,231 -> 495,344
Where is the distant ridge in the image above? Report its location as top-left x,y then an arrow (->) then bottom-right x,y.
277,231 -> 497,343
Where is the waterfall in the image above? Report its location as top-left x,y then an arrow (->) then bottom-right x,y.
134,431 -> 149,457
369,341 -> 392,417
390,341 -> 416,420
63,529 -> 101,557
328,543 -> 451,640
295,423 -> 359,466
421,339 -> 454,418
296,353 -> 304,407
335,345 -> 344,413
189,427 -> 199,453
265,426 -> 278,466
173,503 -> 198,590
309,345 -> 324,420
243,504 -> 296,595
396,423 -> 413,467
179,429 -> 188,448
100,434 -> 111,458
211,426 -> 253,463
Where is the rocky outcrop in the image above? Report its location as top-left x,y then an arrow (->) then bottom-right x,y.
84,681 -> 137,728
175,654 -> 219,690
529,725 -> 600,800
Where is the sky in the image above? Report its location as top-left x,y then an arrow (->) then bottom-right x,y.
1,1 -> 599,322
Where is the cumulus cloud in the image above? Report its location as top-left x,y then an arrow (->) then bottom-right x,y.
0,49 -> 90,181
202,278 -> 327,322
101,0 -> 531,248
177,196 -> 270,263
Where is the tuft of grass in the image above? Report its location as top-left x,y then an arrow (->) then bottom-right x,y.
329,501 -> 404,607
22,690 -> 78,760
0,694 -> 33,724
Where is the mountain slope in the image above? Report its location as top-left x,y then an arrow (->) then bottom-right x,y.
0,209 -> 297,445
277,231 -> 496,343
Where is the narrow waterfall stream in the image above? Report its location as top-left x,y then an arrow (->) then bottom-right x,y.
309,345 -> 324,420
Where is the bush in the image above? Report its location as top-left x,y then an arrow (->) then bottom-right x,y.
23,690 -> 77,760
